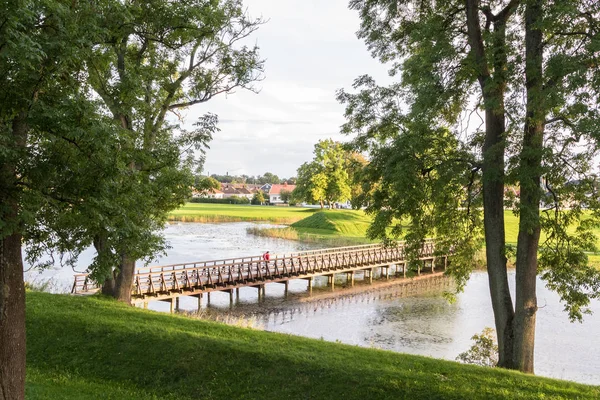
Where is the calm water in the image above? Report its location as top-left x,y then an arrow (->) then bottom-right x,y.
24,222 -> 600,385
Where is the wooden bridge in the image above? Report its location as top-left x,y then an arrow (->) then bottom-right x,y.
72,241 -> 449,312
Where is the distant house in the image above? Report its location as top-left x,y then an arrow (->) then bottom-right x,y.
221,185 -> 241,199
193,188 -> 223,199
268,183 -> 296,204
206,188 -> 224,199
236,187 -> 254,200
260,183 -> 273,192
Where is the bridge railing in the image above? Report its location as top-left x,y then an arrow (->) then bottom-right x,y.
130,241 -> 437,297
72,240 -> 437,295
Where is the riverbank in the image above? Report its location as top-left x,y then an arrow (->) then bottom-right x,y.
26,291 -> 599,399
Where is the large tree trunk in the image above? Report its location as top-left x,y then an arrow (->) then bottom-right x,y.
465,0 -> 516,370
0,114 -> 28,400
113,253 -> 136,304
513,0 -> 544,374
482,108 -> 515,369
94,233 -> 117,296
0,233 -> 26,400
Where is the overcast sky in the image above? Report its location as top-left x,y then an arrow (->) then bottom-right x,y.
189,0 -> 391,178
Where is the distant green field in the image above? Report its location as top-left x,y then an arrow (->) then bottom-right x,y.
169,203 -> 318,223
26,292 -> 599,399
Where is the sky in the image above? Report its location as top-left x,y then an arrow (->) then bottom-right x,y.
189,0 -> 391,179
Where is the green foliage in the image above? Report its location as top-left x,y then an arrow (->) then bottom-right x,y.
76,0 -> 264,283
251,191 -> 266,205
279,189 -> 292,204
457,328 -> 499,368
294,140 -> 353,207
189,197 -> 249,205
194,176 -> 221,195
340,0 -> 600,320
25,292 -> 600,399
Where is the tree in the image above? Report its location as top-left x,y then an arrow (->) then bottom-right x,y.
280,189 -> 292,204
294,139 -> 352,208
260,172 -> 280,184
85,0 -> 263,302
195,176 -> 221,196
0,2 -> 120,397
251,191 -> 265,205
340,0 -> 600,373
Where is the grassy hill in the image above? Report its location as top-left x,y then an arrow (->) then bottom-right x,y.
290,210 -> 373,237
26,292 -> 599,399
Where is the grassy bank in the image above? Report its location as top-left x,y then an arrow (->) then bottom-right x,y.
168,203 -> 318,224
26,292 -> 598,399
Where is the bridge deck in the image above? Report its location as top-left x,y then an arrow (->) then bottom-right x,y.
72,241 -> 447,305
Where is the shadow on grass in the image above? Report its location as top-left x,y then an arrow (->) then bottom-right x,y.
27,293 -> 599,400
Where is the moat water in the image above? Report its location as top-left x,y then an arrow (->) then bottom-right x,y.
24,222 -> 600,385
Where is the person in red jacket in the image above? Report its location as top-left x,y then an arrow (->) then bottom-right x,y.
262,251 -> 270,261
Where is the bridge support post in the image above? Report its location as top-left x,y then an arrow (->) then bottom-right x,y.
143,302 -> 148,310
284,281 -> 289,297
418,262 -> 422,276
444,256 -> 448,271
369,268 -> 373,284
307,277 -> 313,295
384,266 -> 389,280
348,272 -> 354,287
175,297 -> 180,311
252,284 -> 265,301
207,292 -> 211,306
228,289 -> 234,306
431,258 -> 435,273
403,262 -> 406,278
169,298 -> 175,314
328,274 -> 334,291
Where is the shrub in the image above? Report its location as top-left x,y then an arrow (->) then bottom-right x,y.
189,196 -> 250,204
456,327 -> 499,367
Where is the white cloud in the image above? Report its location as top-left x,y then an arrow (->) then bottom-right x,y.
191,0 -> 391,178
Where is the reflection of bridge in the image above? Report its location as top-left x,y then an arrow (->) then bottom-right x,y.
72,241 -> 449,312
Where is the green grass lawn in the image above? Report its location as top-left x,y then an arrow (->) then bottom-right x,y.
26,292 -> 599,399
169,203 -> 318,223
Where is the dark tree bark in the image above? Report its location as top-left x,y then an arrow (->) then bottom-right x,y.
465,0 -> 517,370
0,114 -> 28,400
0,233 -> 25,400
513,0 -> 544,373
94,234 -> 117,296
113,254 -> 136,304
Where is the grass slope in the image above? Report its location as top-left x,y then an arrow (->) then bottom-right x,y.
169,203 -> 318,224
291,210 -> 373,237
27,292 -> 599,399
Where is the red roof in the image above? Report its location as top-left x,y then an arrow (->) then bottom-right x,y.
269,184 -> 296,195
